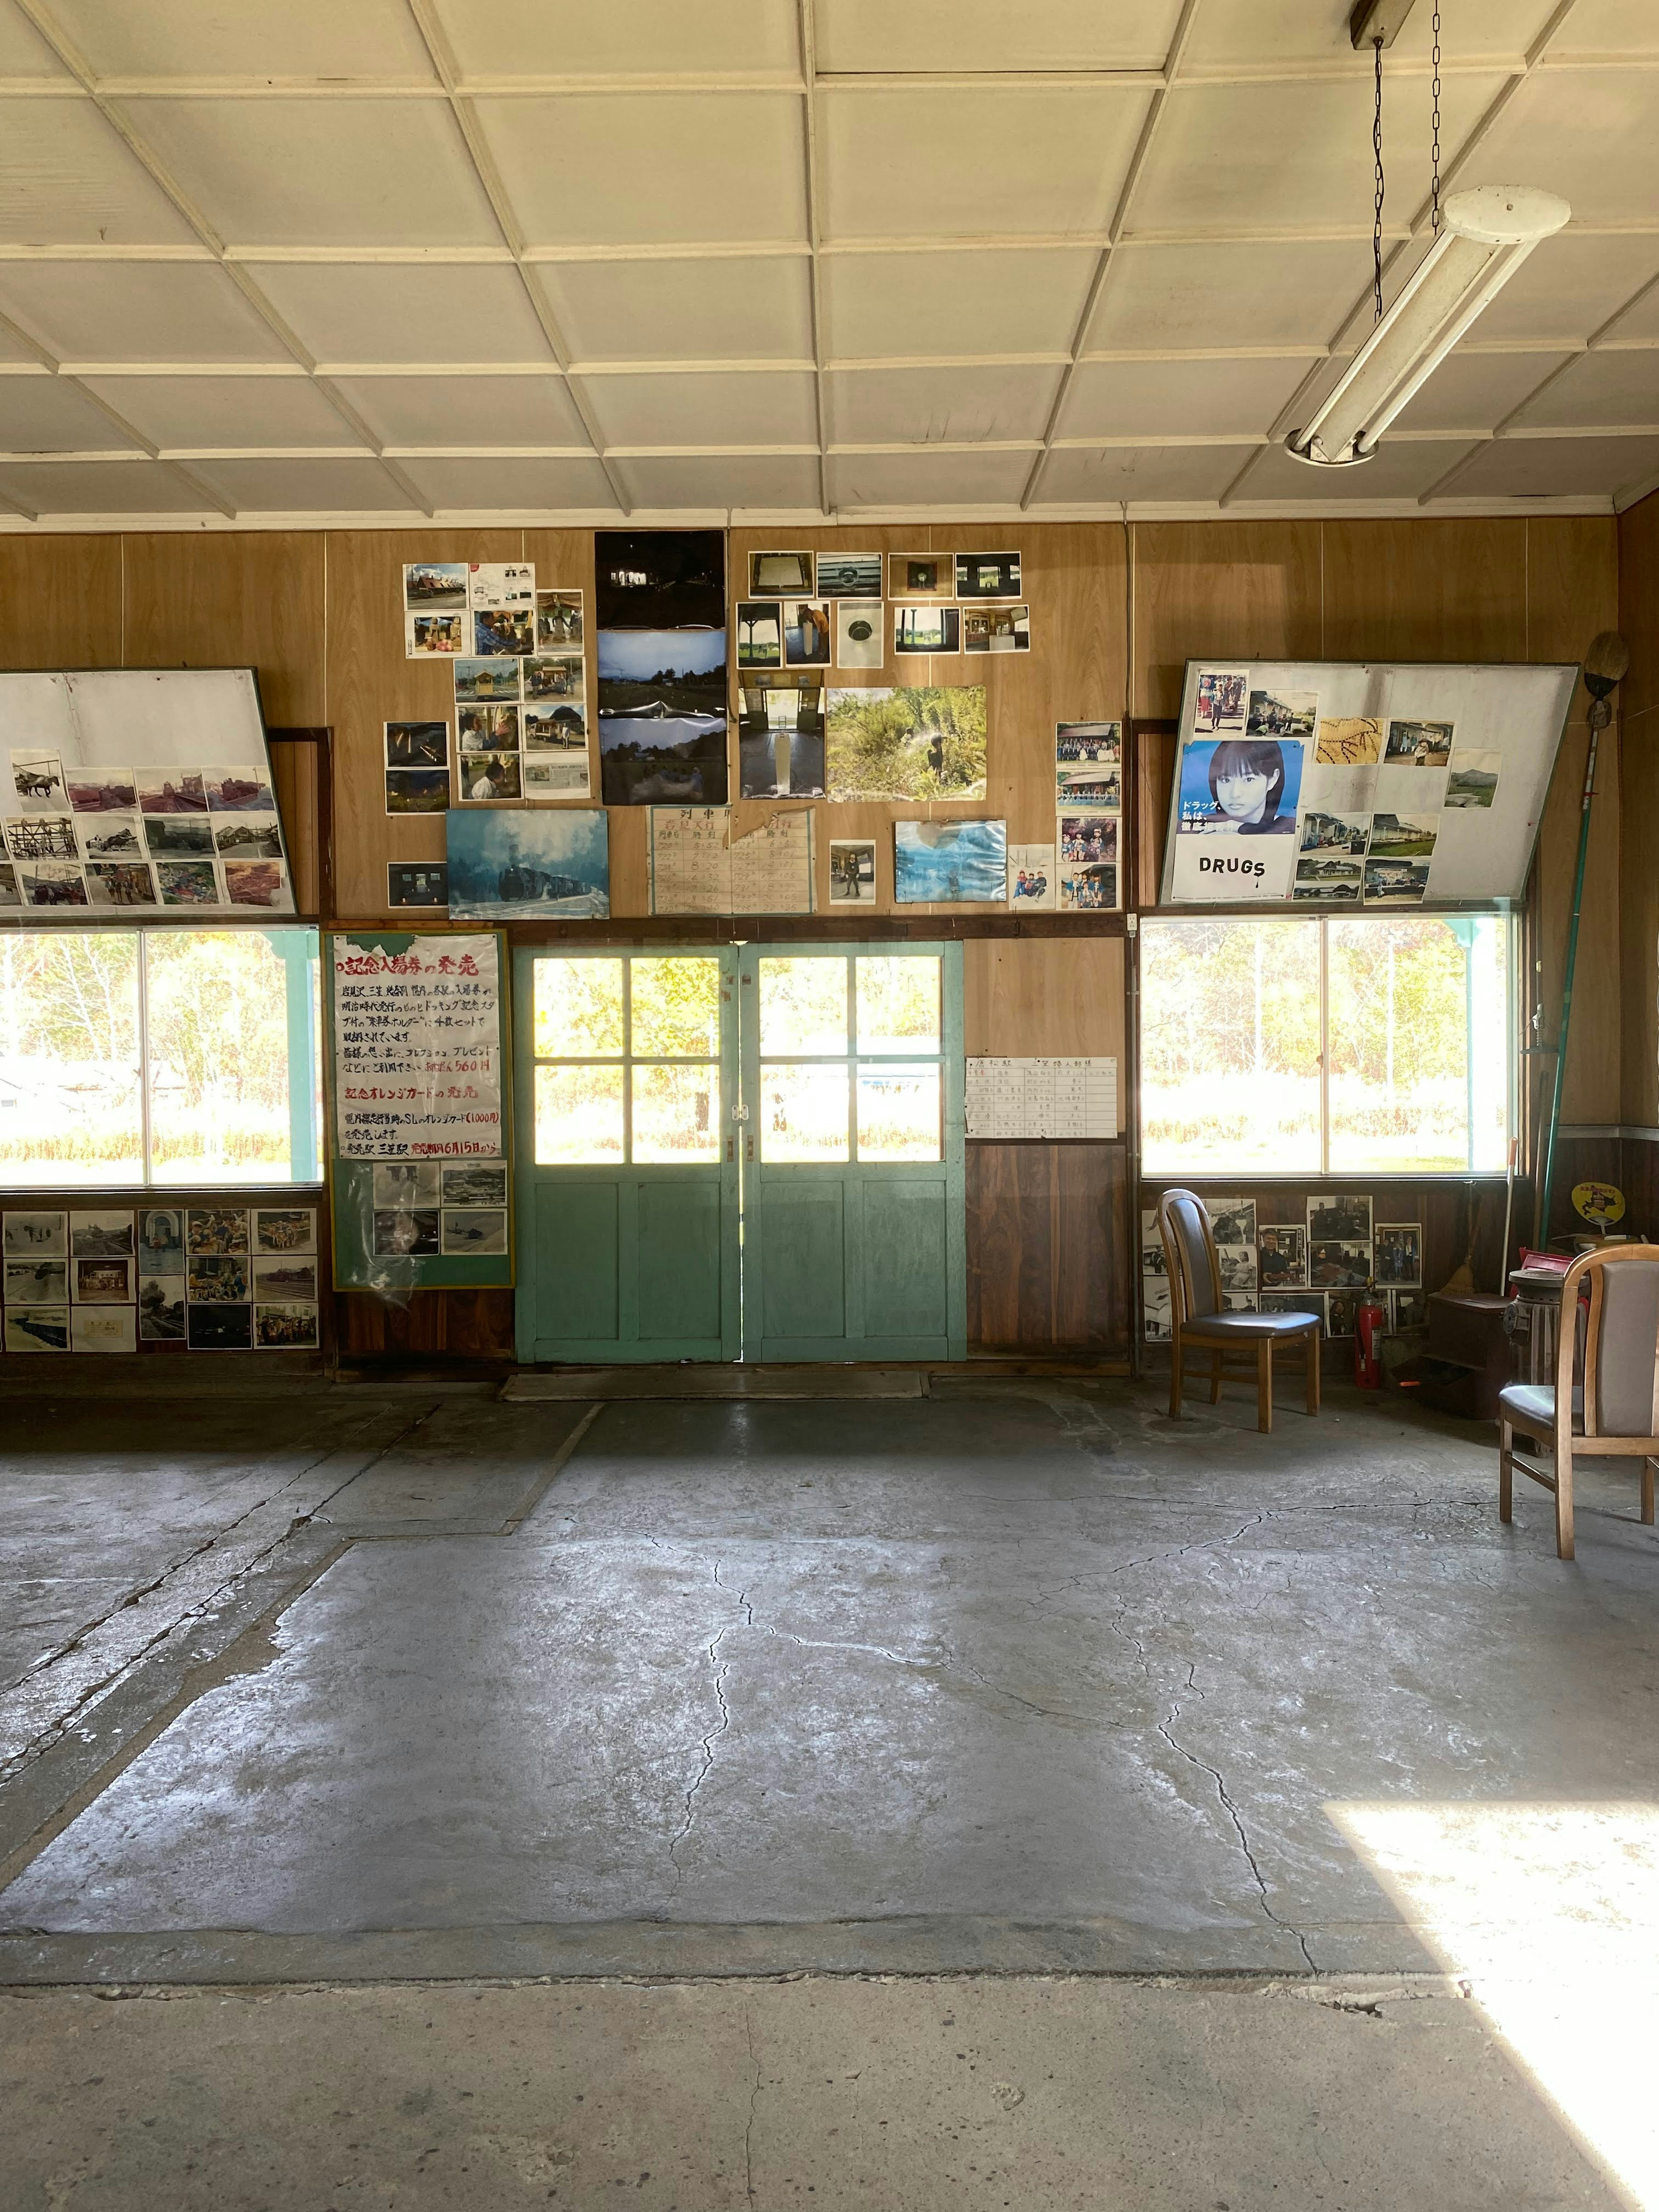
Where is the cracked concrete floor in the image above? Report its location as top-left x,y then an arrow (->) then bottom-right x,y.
0,1379 -> 1653,2206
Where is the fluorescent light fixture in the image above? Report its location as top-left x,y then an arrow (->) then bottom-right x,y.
1287,185 -> 1571,467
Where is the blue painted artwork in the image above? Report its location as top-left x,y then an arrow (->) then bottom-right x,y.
892,819 -> 1007,905
446,808 -> 609,919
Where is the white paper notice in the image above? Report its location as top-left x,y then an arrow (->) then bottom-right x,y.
965,1056 -> 1118,1140
649,807 -> 730,914
731,810 -> 813,914
331,933 -> 502,1160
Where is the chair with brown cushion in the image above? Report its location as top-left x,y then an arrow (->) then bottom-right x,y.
1157,1187 -> 1322,1434
1497,1243 -> 1659,1560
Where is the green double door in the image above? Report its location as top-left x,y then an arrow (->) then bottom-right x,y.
513,942 -> 964,1363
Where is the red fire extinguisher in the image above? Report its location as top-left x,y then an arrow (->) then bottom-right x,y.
1354,1280 -> 1387,1389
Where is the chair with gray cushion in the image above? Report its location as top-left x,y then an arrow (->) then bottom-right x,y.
1157,1187 -> 1322,1434
1498,1243 -> 1659,1560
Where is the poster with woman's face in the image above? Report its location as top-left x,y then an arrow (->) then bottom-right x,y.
1170,734 -> 1304,900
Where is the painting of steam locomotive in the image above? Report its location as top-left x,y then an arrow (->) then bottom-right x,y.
445,807 -> 609,919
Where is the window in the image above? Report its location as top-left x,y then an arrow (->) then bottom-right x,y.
758,952 -> 942,1165
1140,914 -> 1510,1176
532,954 -> 723,1166
0,928 -> 322,1189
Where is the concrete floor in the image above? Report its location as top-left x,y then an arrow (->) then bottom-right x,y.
2,1376 -> 1654,2206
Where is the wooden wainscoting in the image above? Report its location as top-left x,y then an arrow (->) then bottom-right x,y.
966,1141 -> 1131,1358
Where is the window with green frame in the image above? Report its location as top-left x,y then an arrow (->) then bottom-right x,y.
0,927 -> 322,1188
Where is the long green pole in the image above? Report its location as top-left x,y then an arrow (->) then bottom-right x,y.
1537,712 -> 1606,1246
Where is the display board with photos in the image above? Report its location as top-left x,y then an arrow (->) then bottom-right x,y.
1140,1194 -> 1425,1343
735,548 -> 1030,679
1158,659 -> 1578,908
0,668 -> 296,918
325,930 -> 513,1292
2,1203 -> 319,1354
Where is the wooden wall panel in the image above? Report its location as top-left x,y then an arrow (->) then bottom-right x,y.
339,1286 -> 516,1360
1619,487 -> 1659,1127
121,531 -> 325,725
1131,520 -> 1321,720
0,535 -> 121,667
268,737 -> 323,917
963,937 -> 1124,1059
966,1141 -> 1129,1357
1320,518 -> 1528,663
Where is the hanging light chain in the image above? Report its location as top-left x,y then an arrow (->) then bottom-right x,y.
1430,3 -> 1443,233
1372,36 -> 1385,322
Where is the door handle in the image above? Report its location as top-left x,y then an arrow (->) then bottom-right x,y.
727,1136 -> 734,1162
746,1135 -> 754,1163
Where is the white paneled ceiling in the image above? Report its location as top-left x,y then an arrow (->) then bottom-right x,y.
0,0 -> 1653,526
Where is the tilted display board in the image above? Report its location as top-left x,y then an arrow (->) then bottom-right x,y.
1157,659 -> 1578,909
0,667 -> 296,918
324,930 -> 514,1293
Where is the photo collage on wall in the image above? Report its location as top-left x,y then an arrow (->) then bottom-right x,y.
2,1205 -> 318,1354
1172,665 -> 1497,907
596,529 -> 728,809
1142,1194 -> 1424,1340
5,752 -> 292,918
370,1160 -> 508,1263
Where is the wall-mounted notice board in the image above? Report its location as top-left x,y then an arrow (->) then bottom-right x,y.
324,930 -> 514,1292
1157,658 -> 1578,909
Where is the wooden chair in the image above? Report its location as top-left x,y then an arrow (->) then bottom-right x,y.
1497,1243 -> 1659,1560
1156,1188 -> 1322,1434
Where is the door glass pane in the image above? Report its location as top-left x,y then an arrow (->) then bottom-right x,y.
759,1062 -> 849,1162
1139,918 -> 1321,1173
631,956 -> 720,1058
534,1064 -> 623,1163
758,956 -> 847,1056
857,1063 -> 941,1161
534,956 -> 623,1057
0,931 -> 143,1185
855,956 -> 940,1055
632,1062 -> 720,1163
1328,916 -> 1504,1173
145,930 -> 314,1185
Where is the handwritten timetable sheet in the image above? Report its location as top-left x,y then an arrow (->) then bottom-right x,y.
649,807 -> 814,915
965,1056 -> 1119,1140
331,932 -> 502,1159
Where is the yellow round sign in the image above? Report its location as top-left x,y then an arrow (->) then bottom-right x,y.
1571,1179 -> 1626,1228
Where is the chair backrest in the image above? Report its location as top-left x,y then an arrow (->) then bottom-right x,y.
1157,1187 -> 1221,1327
1562,1245 -> 1659,1438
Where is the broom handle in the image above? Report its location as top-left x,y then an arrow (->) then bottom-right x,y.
1538,718 -> 1603,1246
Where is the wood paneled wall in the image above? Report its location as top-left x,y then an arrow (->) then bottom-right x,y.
1619,486 -> 1659,1131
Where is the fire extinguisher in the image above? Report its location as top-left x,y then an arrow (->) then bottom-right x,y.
1354,1279 -> 1387,1389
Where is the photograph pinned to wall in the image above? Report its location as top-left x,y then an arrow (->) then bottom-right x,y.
385,767 -> 451,817
85,861 -> 156,909
5,1303 -> 68,1352
1293,854 -> 1362,902
6,1257 -> 67,1304
835,601 -> 883,670
10,750 -> 67,812
1392,1288 -> 1429,1330
523,702 -> 586,749
385,721 -> 448,771
66,766 -> 135,814
893,604 -> 960,655
816,551 -> 881,598
1056,721 -> 1122,807
524,655 -> 584,702
1325,1290 -> 1359,1339
470,606 -> 533,658
70,1210 -> 133,1258
468,562 -> 534,613
782,602 -> 831,669
1247,689 -> 1318,743
187,1303 -> 252,1351
1385,719 -> 1454,769
442,1208 -> 508,1256
1445,749 -> 1500,808
1261,1290 -> 1322,1321
145,815 -> 213,858
374,1208 -> 439,1258
187,1254 -> 249,1303
1058,856 -> 1117,912
748,550 -> 814,597
534,589 -> 583,651
735,603 -> 782,668
1008,843 -> 1055,911
20,860 -> 88,909
523,754 -> 592,801
443,1162 -> 508,1208
1210,1198 -> 1257,1247
954,552 -> 1021,600
1315,717 -> 1383,766
0,864 -> 20,906
206,768 -> 275,814
156,861 -> 219,908
388,862 -> 449,908
138,770 -> 207,816
1367,811 -> 1438,859
214,815 -> 284,862
138,1274 -> 184,1341
71,1305 -> 136,1354
828,838 -> 877,904
1058,811 -> 1117,870
1217,1252 -> 1258,1306
255,1208 -> 316,1255
1363,857 -> 1430,906
255,1303 -> 319,1350
893,818 -> 1006,905
139,1208 -> 184,1268
1374,1224 -> 1423,1286
887,554 -> 952,603
1258,1224 -> 1307,1287
82,819 -> 143,862
458,704 -> 520,755
73,1255 -> 131,1303
407,612 -> 464,657
6,1212 -> 65,1259
447,806 -> 609,920
595,528 -> 725,632
597,626 -> 728,805
188,1207 -> 248,1255
1308,1194 -> 1371,1241
1298,805 -> 1370,856
738,678 -> 824,800
1309,1239 -> 1370,1290
826,685 -> 985,803
457,753 -> 521,804
404,563 -> 468,656
8,814 -> 80,861
374,1162 -> 439,1209
1191,669 -> 1248,735
454,657 -> 521,705
963,604 -> 1030,653
224,861 -> 286,910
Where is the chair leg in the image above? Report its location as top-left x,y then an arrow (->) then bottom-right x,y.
1209,1349 -> 1223,1405
1257,1341 -> 1273,1434
1498,1419 -> 1513,1524
1643,1457 -> 1656,1527
1305,1324 -> 1321,1416
1169,1334 -> 1184,1421
1555,1440 -> 1575,1561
